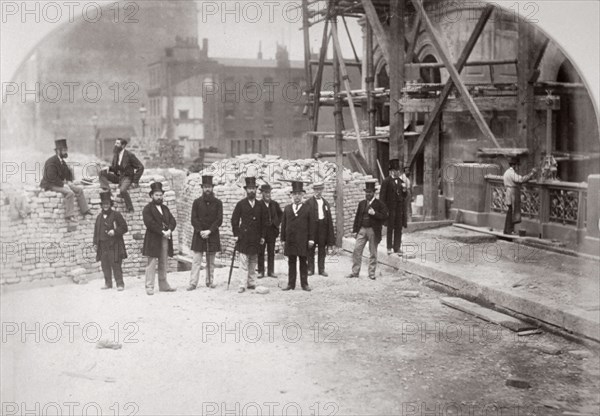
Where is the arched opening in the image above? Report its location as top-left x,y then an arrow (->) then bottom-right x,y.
419,54 -> 441,84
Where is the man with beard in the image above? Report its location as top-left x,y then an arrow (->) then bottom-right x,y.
93,191 -> 128,291
346,180 -> 388,280
380,158 -> 407,255
99,138 -> 144,212
231,177 -> 267,293
306,182 -> 334,277
188,175 -> 222,290
257,183 -> 283,279
280,181 -> 315,292
142,182 -> 177,295
40,138 -> 92,222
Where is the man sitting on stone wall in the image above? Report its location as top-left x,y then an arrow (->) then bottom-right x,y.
99,138 -> 144,212
40,138 -> 92,223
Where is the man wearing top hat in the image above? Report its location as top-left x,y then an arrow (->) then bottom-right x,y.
258,183 -> 283,279
40,138 -> 92,221
346,180 -> 388,280
306,182 -> 335,277
379,158 -> 407,255
93,191 -> 128,291
187,175 -> 222,290
231,177 -> 268,293
99,138 -> 144,213
142,182 -> 177,295
280,181 -> 315,291
503,157 -> 537,235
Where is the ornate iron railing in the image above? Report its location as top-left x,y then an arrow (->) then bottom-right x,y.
485,175 -> 587,227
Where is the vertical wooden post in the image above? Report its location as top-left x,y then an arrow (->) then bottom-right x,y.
311,21 -> 331,157
424,117 -> 439,219
389,0 -> 405,162
366,19 -> 378,179
333,18 -> 345,247
302,0 -> 313,117
517,17 -> 536,170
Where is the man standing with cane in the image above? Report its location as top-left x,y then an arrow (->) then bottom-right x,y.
306,182 -> 335,277
188,175 -> 222,290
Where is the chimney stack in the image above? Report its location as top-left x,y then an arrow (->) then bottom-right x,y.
258,41 -> 263,60
202,38 -> 209,58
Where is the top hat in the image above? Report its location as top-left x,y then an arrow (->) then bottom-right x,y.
201,175 -> 214,187
388,159 -> 400,171
260,183 -> 272,192
290,181 -> 306,193
364,180 -> 377,191
243,177 -> 257,189
312,182 -> 325,189
54,139 -> 68,150
99,191 -> 113,205
149,182 -> 164,196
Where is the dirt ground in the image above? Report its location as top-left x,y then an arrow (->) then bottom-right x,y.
2,253 -> 599,416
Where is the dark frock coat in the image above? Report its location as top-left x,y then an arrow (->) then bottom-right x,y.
93,210 -> 128,262
231,198 -> 267,255
142,202 -> 177,258
190,195 -> 223,252
281,202 -> 315,257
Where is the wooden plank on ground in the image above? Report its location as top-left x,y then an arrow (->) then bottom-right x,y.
441,297 -> 534,332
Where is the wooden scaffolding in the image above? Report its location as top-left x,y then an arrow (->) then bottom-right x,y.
301,0 -> 562,243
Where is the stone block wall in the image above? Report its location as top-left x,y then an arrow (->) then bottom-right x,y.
0,176 -> 179,285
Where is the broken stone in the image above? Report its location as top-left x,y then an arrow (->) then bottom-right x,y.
400,290 -> 420,298
255,286 -> 270,295
568,350 -> 594,359
505,377 -> 531,389
96,339 -> 122,350
530,343 -> 562,355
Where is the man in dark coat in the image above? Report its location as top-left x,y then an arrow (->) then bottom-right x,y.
231,177 -> 267,293
40,138 -> 92,221
93,191 -> 128,291
379,158 -> 407,255
188,175 -> 222,290
280,181 -> 315,291
99,138 -> 144,212
142,182 -> 177,295
346,181 -> 389,280
257,183 -> 283,278
306,182 -> 335,277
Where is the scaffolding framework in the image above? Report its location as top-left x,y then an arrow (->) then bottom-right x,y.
301,0 -> 562,237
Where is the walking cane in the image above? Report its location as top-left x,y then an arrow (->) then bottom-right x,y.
206,241 -> 211,288
227,240 -> 238,290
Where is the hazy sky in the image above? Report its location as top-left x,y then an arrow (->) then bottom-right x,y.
1,0 -> 599,110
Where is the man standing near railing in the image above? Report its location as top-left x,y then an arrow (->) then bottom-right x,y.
503,157 -> 538,235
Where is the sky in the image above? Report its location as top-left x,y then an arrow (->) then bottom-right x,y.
1,0 -> 599,112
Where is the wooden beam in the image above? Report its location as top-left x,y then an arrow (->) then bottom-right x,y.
311,19 -> 331,157
399,95 -> 559,113
331,17 -> 368,161
517,16 -> 537,170
366,18 -> 379,179
360,0 -> 390,64
410,0 -> 500,148
407,4 -> 495,168
406,59 -> 517,69
310,60 -> 362,67
389,0 -> 405,161
342,15 -> 361,67
333,36 -> 345,247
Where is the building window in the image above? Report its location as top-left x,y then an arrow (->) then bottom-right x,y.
224,102 -> 235,118
179,110 -> 189,120
245,130 -> 254,139
264,101 -> 273,116
179,136 -> 189,141
231,140 -> 236,156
